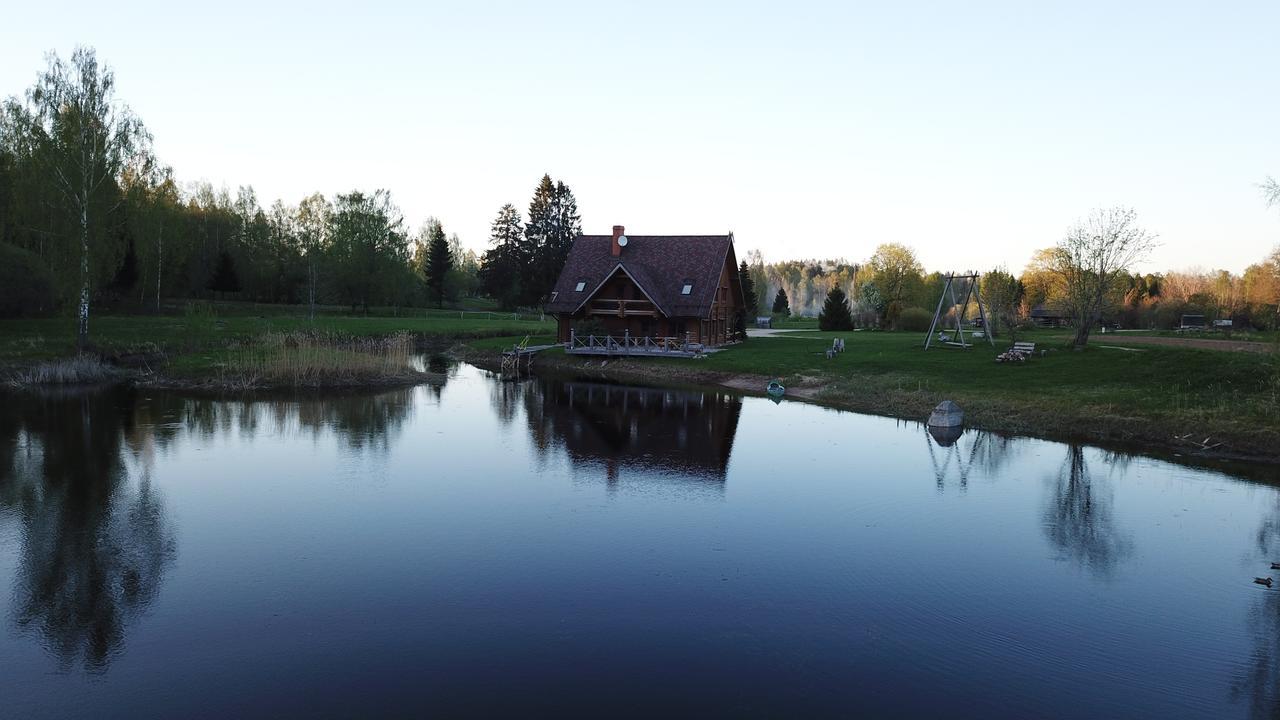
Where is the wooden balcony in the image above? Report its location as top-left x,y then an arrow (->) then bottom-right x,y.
586,298 -> 659,317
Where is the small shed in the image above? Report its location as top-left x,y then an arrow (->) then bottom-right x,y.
1180,314 -> 1206,331
1028,304 -> 1069,328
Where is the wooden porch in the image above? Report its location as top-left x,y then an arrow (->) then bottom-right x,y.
565,331 -> 709,358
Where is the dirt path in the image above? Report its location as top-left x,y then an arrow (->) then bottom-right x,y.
745,328 -> 813,338
1099,334 -> 1275,353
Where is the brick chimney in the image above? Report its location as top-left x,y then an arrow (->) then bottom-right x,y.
611,225 -> 625,257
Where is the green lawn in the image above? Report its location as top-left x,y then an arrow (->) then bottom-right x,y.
647,328 -> 1280,457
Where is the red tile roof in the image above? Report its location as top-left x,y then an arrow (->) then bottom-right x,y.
546,234 -> 736,317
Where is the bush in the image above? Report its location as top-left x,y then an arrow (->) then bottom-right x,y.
895,306 -> 933,332
0,243 -> 55,317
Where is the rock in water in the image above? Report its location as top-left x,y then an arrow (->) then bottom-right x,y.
927,423 -> 964,447
928,400 -> 964,428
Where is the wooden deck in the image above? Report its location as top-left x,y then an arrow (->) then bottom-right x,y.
565,333 -> 707,358
500,338 -> 558,372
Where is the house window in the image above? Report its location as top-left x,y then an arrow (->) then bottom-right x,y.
574,281 -> 586,292
681,283 -> 693,295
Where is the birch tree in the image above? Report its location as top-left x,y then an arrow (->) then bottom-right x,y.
295,193 -> 331,318
18,47 -> 149,349
123,161 -> 180,311
1051,207 -> 1157,348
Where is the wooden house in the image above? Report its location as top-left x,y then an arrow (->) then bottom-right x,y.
545,225 -> 747,348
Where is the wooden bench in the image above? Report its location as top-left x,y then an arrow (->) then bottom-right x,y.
1012,341 -> 1036,356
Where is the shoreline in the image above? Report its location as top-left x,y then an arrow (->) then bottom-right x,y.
5,328 -> 1276,470
459,345 -> 1280,469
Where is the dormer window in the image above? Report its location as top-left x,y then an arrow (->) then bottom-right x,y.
574,281 -> 586,292
681,283 -> 693,295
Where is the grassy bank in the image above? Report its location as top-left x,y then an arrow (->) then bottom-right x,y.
0,310 -> 552,388
7,310 -> 1278,461
1,312 -> 552,363
507,328 -> 1280,462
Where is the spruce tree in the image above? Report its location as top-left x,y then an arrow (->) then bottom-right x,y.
424,220 -> 452,308
479,203 -> 524,310
738,261 -> 758,316
208,249 -> 241,298
523,174 -> 581,306
818,287 -> 854,331
772,287 -> 790,317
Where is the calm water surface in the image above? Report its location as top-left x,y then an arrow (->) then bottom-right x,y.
2,360 -> 1280,718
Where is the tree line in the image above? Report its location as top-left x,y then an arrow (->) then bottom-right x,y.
4,47 -> 1277,352
0,46 -> 588,347
477,175 -> 582,310
746,203 -> 1280,346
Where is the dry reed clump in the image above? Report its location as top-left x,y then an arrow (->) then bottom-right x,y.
224,331 -> 419,387
6,355 -> 121,388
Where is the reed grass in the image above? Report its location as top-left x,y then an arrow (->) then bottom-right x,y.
221,331 -> 419,387
6,355 -> 121,388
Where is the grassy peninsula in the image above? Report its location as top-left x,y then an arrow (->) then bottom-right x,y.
491,328 -> 1280,463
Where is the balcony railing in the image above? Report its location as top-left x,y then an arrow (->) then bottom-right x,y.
566,330 -> 703,356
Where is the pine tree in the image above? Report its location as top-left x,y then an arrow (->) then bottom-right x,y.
772,288 -> 790,317
738,260 -> 758,316
424,220 -> 452,308
523,174 -> 581,306
208,249 -> 240,298
819,287 -> 854,330
479,204 -> 525,310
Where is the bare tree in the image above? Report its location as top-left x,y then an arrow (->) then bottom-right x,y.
1264,176 -> 1280,209
1051,207 -> 1157,348
18,47 -> 149,350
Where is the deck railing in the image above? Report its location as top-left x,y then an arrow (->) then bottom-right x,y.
566,330 -> 700,355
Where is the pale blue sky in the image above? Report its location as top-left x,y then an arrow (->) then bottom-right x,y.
3,1 -> 1278,273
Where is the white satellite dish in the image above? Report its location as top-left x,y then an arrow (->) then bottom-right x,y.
617,235 -> 629,247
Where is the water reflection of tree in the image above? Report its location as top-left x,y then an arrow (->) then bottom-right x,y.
1232,496 -> 1280,717
169,388 -> 416,452
1042,444 -> 1133,577
488,375 -> 529,427
423,355 -> 453,401
0,388 -> 176,672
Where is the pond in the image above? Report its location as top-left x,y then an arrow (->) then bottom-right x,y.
2,360 -> 1279,718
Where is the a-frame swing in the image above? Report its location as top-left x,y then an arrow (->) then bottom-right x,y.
923,273 -> 995,350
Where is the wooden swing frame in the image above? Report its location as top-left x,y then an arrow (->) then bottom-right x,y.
922,273 -> 995,350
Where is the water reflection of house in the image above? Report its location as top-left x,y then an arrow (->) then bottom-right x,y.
536,380 -> 742,483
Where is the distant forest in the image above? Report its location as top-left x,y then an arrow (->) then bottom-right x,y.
2,47 -> 1278,346
0,47 -> 583,346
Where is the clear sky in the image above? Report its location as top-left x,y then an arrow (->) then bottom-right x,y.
3,1 -> 1278,274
